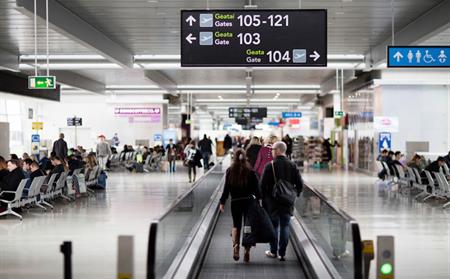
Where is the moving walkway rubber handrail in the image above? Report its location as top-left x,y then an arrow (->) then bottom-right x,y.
147,156 -> 227,279
303,183 -> 363,279
157,161 -> 223,221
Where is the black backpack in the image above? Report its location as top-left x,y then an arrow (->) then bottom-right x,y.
271,161 -> 296,207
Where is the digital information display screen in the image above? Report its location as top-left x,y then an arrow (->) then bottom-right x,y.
229,107 -> 267,118
181,9 -> 327,67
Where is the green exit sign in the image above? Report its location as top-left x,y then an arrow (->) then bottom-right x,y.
28,76 -> 56,89
335,111 -> 344,117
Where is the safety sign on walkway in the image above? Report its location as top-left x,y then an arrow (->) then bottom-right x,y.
387,46 -> 450,68
378,132 -> 392,152
181,10 -> 327,67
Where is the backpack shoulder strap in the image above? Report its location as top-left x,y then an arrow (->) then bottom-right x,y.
271,161 -> 277,182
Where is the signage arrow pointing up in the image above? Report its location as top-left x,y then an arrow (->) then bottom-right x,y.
393,51 -> 403,62
309,50 -> 320,61
185,33 -> 197,44
186,15 -> 197,26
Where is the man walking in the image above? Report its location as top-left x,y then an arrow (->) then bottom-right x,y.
198,134 -> 213,170
96,135 -> 112,170
260,141 -> 303,261
52,133 -> 68,159
224,134 -> 232,154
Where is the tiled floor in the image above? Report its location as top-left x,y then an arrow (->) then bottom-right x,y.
2,164 -> 449,279
0,164 -> 203,279
302,168 -> 450,279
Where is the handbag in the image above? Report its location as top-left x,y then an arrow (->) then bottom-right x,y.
271,161 -> 296,207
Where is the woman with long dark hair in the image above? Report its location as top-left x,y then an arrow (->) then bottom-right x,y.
219,149 -> 261,263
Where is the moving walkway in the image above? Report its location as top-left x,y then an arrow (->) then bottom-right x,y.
147,158 -> 363,279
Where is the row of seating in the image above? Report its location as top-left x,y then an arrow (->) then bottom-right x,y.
376,161 -> 450,209
0,166 -> 102,220
108,152 -> 164,172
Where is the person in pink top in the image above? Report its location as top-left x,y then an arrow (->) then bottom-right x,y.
254,135 -> 278,176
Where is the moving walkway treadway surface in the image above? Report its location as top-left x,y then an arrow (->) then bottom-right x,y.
199,203 -> 307,279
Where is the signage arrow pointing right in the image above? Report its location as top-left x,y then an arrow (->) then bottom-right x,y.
186,15 -> 197,26
185,33 -> 197,44
309,50 -> 321,61
393,51 -> 404,62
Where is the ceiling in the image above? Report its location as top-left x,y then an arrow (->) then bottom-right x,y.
0,0 -> 448,114
1,0 -> 445,56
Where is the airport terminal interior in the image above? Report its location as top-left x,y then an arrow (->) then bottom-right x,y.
0,0 -> 449,279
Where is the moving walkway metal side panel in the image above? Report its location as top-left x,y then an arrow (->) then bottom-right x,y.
199,205 -> 307,279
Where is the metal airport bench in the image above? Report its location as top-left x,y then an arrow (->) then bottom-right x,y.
0,166 -> 104,220
377,162 -> 450,209
146,156 -> 364,279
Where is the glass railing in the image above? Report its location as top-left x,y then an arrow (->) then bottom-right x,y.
296,184 -> 362,279
147,157 -> 229,279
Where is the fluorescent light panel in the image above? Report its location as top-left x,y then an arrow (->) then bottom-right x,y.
195,98 -> 300,102
19,63 -> 121,70
20,54 -> 105,60
106,85 -> 160,89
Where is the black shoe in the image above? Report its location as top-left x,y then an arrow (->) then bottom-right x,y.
278,256 -> 286,261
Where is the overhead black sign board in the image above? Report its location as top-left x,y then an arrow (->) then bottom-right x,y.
0,70 -> 60,102
181,9 -> 327,67
67,117 -> 82,127
229,107 -> 267,118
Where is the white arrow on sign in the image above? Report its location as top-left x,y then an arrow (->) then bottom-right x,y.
393,51 -> 403,62
309,50 -> 320,61
186,15 -> 196,26
185,33 -> 197,44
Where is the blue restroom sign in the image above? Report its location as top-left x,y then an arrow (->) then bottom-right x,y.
378,132 -> 392,151
387,46 -> 450,68
31,134 -> 40,143
153,134 -> 162,142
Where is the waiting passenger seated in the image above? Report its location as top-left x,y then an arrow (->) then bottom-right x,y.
30,161 -> 45,180
142,146 -> 150,161
422,157 -> 449,186
23,161 -> 46,197
0,156 -> 9,182
0,159 -> 26,208
46,156 -> 66,184
444,151 -> 450,168
22,158 -> 33,178
390,151 -> 404,177
39,152 -> 55,174
10,154 -> 19,160
67,155 -> 84,175
377,149 -> 390,179
84,154 -> 98,179
407,154 -> 423,170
